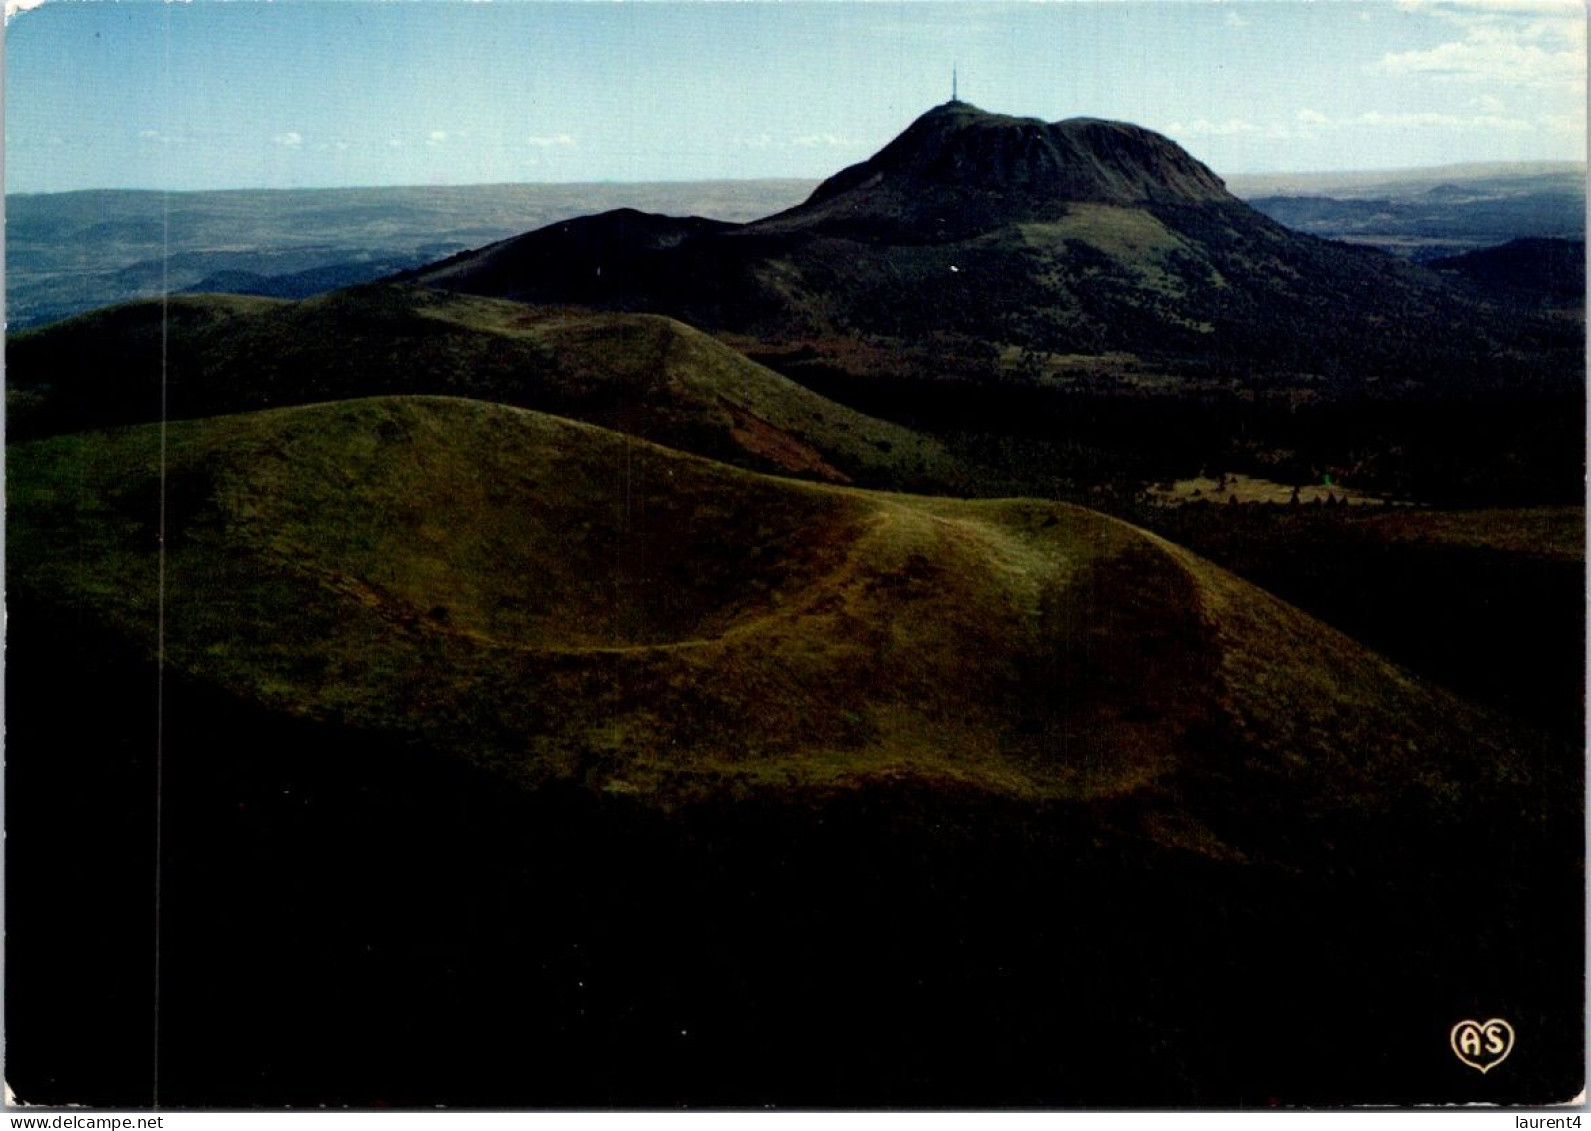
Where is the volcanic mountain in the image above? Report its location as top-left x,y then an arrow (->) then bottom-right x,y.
413,102 -> 1571,388
753,101 -> 1236,237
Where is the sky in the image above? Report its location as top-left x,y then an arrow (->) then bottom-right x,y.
4,0 -> 1586,194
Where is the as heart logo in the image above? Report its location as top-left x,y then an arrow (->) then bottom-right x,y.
1450,1018 -> 1515,1074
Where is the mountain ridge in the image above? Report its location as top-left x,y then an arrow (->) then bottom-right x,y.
4,284 -> 966,492
411,99 -> 1569,392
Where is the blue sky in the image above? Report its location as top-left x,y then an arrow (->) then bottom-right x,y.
5,0 -> 1586,193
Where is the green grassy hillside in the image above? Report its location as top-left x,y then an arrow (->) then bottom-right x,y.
10,395 -> 1567,846
7,284 -> 963,492
9,395 -> 1581,1107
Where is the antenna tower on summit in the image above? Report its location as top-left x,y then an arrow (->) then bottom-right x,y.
952,65 -> 959,103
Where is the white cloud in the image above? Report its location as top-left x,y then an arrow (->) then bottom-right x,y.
527,132 -> 576,148
386,137 -> 405,149
1292,107 -> 1542,132
1396,0 -> 1582,20
1379,0 -> 1585,88
1167,118 -> 1291,139
1378,38 -> 1585,85
791,133 -> 856,148
4,0 -> 47,23
1224,9 -> 1251,29
272,131 -> 303,149
1360,109 -> 1536,129
427,130 -> 448,147
1541,113 -> 1587,132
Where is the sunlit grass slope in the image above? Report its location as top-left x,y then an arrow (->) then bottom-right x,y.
9,395 -> 1566,862
7,284 -> 961,491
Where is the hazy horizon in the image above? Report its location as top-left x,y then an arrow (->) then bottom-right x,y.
5,158 -> 1588,202
5,0 -> 1586,196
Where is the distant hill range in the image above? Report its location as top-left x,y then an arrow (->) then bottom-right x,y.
1234,162 -> 1585,261
411,102 -> 1581,390
3,180 -> 815,330
1226,159 -> 1584,198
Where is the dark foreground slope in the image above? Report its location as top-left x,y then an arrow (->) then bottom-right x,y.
1430,237 -> 1587,306
1138,501 -> 1586,744
8,398 -> 1581,1106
